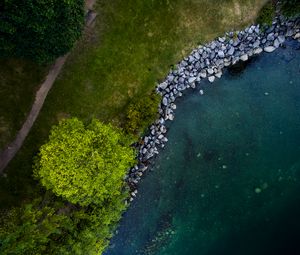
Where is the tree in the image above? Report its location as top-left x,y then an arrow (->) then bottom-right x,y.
34,118 -> 136,206
0,199 -> 74,255
0,0 -> 84,63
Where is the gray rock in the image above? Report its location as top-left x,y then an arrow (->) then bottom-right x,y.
199,70 -> 207,78
210,41 -> 217,50
264,46 -> 276,53
218,37 -> 226,43
278,35 -> 285,44
240,54 -> 248,61
253,40 -> 260,48
267,33 -> 275,41
188,77 -> 197,83
273,39 -> 280,48
162,97 -> 168,106
294,33 -> 300,39
215,71 -> 222,79
159,82 -> 168,90
207,68 -> 214,75
208,76 -> 215,83
218,50 -> 225,58
227,46 -> 235,56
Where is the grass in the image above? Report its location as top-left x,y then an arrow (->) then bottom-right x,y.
0,0 -> 267,207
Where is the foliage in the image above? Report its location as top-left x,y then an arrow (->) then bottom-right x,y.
0,0 -> 84,63
124,93 -> 160,135
256,1 -> 275,26
281,0 -> 300,17
0,198 -> 73,255
0,193 -> 128,255
34,118 -> 136,206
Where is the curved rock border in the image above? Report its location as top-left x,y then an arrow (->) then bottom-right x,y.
127,15 -> 300,201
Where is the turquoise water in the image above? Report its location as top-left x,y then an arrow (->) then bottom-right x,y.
106,41 -> 300,255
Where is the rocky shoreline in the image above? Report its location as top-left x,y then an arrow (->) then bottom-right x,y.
126,15 -> 300,201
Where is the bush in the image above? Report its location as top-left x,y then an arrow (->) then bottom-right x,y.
124,93 -> 160,135
0,0 -> 84,63
34,118 -> 136,206
256,1 -> 275,26
281,0 -> 300,17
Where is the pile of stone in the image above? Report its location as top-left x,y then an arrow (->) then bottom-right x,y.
126,16 -> 300,202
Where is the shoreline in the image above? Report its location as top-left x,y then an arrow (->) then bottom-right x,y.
126,15 -> 300,201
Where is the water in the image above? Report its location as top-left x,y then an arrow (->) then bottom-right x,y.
106,41 -> 300,255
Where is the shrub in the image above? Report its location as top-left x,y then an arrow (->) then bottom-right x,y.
256,1 -> 275,26
281,0 -> 300,17
124,93 -> 160,135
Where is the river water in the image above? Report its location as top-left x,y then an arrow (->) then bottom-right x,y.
106,40 -> 300,255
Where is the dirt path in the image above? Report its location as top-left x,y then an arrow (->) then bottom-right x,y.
0,7 -> 97,174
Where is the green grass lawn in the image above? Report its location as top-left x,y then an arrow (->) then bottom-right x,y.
0,0 -> 267,207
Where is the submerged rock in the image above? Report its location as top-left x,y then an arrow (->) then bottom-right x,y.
264,46 -> 276,53
208,76 -> 215,83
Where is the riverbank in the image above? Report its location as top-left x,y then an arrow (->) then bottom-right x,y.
126,15 -> 300,201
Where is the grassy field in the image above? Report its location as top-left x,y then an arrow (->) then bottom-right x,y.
0,0 -> 268,207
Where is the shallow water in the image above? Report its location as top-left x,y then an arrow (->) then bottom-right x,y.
106,41 -> 300,255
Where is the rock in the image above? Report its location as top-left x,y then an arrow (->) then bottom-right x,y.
199,70 -> 207,78
188,77 -> 197,83
208,76 -> 215,83
215,71 -> 222,78
286,29 -> 294,37
253,47 -> 263,54
267,33 -> 275,41
240,54 -> 248,61
218,37 -> 226,43
253,40 -> 260,48
167,75 -> 174,82
278,35 -> 285,44
264,46 -> 276,53
162,97 -> 168,106
274,39 -> 280,48
168,114 -> 174,121
159,82 -> 168,90
218,50 -> 225,58
294,32 -> 300,39
227,46 -> 235,56
207,68 -> 214,75
210,41 -> 217,50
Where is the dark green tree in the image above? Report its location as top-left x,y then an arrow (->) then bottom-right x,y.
0,0 -> 84,63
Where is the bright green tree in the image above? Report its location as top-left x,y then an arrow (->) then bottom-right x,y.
0,0 -> 84,63
34,118 -> 136,206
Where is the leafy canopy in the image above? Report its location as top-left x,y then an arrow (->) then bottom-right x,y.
0,0 -> 84,63
34,118 -> 136,206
